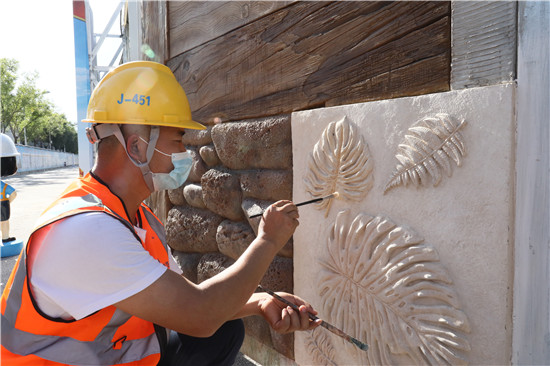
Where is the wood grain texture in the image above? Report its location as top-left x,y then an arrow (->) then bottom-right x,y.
451,1 -> 516,89
166,1 -> 451,124
141,0 -> 168,63
168,1 -> 294,57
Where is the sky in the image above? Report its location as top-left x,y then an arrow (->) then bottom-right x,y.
0,0 -> 122,125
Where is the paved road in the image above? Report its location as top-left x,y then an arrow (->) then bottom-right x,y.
1,166 -> 79,292
0,166 -> 258,366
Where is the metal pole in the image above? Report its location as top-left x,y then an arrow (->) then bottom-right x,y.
72,0 -> 93,175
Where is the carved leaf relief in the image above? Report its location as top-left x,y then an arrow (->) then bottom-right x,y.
305,329 -> 338,366
384,114 -> 467,194
317,210 -> 470,365
304,116 -> 373,216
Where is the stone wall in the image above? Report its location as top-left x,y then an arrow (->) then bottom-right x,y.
164,115 -> 295,359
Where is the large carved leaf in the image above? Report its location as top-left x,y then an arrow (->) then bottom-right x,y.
318,210 -> 470,365
384,114 -> 467,194
304,116 -> 373,216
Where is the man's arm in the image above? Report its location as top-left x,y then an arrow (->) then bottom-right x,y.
8,190 -> 16,203
115,200 -> 301,337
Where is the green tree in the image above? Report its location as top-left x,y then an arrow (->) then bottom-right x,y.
1,58 -> 77,153
28,112 -> 78,153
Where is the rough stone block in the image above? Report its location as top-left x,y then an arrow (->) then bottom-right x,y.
240,170 -> 292,201
241,198 -> 272,227
166,206 -> 223,252
202,168 -> 244,221
196,253 -> 235,283
171,251 -> 203,284
260,256 -> 293,294
187,148 -> 208,183
183,184 -> 206,209
242,198 -> 293,258
216,220 -> 255,260
199,145 -> 220,167
182,125 -> 213,146
167,187 -> 186,206
211,116 -> 292,170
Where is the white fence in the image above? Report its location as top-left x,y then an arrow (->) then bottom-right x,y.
15,145 -> 78,173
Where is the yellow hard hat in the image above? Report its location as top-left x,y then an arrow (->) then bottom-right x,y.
82,61 -> 206,130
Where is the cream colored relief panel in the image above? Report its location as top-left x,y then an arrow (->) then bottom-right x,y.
292,84 -> 515,365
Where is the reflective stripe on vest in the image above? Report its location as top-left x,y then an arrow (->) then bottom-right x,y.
2,251 -> 159,364
1,174 -> 168,365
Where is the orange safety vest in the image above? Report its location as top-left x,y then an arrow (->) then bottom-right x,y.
1,173 -> 169,365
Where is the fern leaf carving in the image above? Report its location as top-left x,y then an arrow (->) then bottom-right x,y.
305,329 -> 338,366
384,114 -> 467,193
318,210 -> 470,365
304,116 -> 373,216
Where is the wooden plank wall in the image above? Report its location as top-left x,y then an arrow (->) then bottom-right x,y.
141,1 -> 168,63
168,1 -> 294,58
165,1 -> 451,124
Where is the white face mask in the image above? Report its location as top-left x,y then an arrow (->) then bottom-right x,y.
139,136 -> 193,191
151,151 -> 193,191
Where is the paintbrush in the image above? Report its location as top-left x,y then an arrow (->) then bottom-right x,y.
258,285 -> 368,352
249,192 -> 340,219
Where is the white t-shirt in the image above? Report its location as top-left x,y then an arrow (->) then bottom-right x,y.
28,212 -> 182,321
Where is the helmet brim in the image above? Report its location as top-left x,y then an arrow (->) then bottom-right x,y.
82,118 -> 207,130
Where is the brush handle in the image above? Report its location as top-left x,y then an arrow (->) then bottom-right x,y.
249,194 -> 333,219
258,285 -> 368,351
295,197 -> 325,207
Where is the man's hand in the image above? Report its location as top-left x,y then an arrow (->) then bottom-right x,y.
257,200 -> 299,251
257,292 -> 321,334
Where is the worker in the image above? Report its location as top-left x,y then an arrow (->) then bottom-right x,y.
1,61 -> 320,365
0,180 -> 17,243
1,133 -> 20,243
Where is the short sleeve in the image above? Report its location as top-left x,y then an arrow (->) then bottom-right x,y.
29,212 -> 169,320
5,184 -> 15,195
1,182 -> 15,196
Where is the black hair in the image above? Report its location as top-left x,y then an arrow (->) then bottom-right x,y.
1,156 -> 18,177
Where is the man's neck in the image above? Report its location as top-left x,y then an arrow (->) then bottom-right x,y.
91,166 -> 150,226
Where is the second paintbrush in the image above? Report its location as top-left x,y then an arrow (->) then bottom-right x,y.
249,192 -> 339,219
258,285 -> 368,351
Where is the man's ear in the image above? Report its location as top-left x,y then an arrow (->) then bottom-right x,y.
126,134 -> 145,163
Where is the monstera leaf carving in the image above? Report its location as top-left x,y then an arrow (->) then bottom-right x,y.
305,329 -> 337,366
317,210 -> 470,365
384,114 -> 467,193
304,116 -> 373,216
